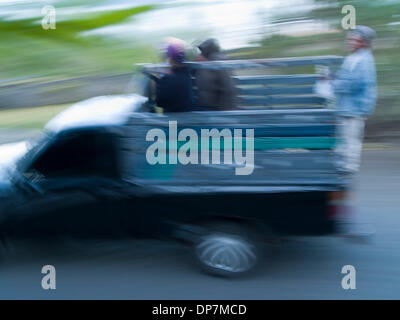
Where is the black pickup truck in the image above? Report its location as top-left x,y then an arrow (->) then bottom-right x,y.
0,56 -> 355,276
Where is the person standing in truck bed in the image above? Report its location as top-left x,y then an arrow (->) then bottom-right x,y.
333,26 -> 377,174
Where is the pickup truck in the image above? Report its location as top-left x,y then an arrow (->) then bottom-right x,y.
0,56 -> 354,276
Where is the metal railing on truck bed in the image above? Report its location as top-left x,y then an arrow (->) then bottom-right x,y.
140,55 -> 343,110
125,56 -> 347,193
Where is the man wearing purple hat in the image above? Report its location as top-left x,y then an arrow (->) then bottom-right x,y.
155,38 -> 193,113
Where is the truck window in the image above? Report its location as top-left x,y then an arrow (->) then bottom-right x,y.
28,131 -> 119,179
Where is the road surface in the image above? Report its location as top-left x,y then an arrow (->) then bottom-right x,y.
0,148 -> 399,299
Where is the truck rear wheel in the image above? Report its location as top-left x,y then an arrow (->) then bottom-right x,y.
194,223 -> 258,277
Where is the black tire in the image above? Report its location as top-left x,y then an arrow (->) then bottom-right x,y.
194,222 -> 259,277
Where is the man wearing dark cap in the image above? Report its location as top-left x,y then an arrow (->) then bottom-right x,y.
195,38 -> 237,110
333,26 -> 377,173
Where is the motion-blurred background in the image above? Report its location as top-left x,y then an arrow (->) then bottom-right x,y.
1,0 -> 400,300
0,0 -> 399,142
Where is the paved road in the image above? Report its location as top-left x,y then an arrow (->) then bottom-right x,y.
0,148 -> 399,299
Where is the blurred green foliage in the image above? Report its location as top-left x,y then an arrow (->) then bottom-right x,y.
0,3 -> 159,80
0,104 -> 70,129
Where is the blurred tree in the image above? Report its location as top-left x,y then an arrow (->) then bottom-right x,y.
0,4 -> 157,80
